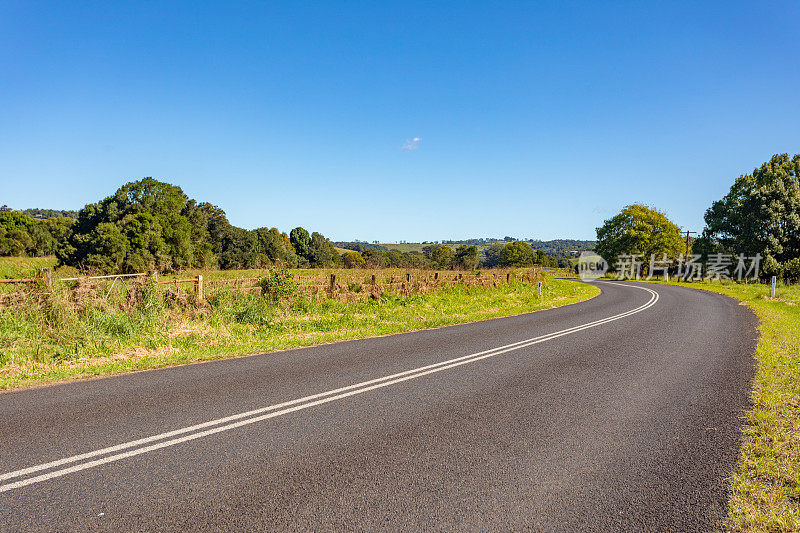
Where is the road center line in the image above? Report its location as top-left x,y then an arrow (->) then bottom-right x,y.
0,281 -> 657,493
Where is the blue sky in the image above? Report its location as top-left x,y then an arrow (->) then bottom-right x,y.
2,1 -> 798,242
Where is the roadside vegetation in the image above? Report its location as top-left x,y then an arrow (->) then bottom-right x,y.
645,279 -> 800,531
0,264 -> 598,391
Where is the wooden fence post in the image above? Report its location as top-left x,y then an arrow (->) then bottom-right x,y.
330,273 -> 336,290
371,274 -> 376,285
196,275 -> 204,300
41,267 -> 52,288
406,273 -> 411,283
506,273 -> 511,283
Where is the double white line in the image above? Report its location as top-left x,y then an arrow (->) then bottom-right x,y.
0,281 -> 658,493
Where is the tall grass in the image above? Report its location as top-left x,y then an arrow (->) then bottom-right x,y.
0,273 -> 598,390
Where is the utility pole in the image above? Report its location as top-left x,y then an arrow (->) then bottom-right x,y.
684,230 -> 697,257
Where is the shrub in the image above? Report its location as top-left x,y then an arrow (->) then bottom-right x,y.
259,268 -> 297,302
783,258 -> 800,283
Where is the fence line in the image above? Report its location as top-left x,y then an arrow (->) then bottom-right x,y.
1,267 -> 542,304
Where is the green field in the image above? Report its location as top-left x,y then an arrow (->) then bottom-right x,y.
0,255 -> 57,279
642,279 -> 800,531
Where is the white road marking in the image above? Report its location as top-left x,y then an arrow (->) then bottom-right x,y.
0,281 -> 657,493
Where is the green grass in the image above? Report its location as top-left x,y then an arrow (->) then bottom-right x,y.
0,275 -> 598,391
642,279 -> 800,531
0,256 -> 57,278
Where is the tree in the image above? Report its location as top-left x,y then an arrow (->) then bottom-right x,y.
698,154 -> 800,277
454,245 -> 479,270
290,227 -> 312,260
342,250 -> 365,268
595,204 -> 683,266
483,243 -> 505,268
500,241 -> 535,267
82,222 -> 128,272
422,244 -> 439,259
430,246 -> 455,269
254,227 -> 295,266
308,232 -> 339,267
534,249 -> 558,268
0,212 -> 35,256
62,178 -> 212,272
361,248 -> 387,268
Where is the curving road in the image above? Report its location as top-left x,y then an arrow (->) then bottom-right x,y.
0,281 -> 757,531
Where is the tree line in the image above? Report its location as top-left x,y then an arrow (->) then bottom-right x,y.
335,241 -> 569,269
1,178 -> 340,273
1,177 -> 568,273
334,239 -> 595,259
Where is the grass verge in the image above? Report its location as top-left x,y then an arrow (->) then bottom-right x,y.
0,277 -> 598,391
643,279 -> 800,531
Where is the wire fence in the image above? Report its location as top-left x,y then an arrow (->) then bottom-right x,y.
0,266 -> 549,305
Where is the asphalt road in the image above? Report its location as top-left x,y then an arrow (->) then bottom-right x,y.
0,281 -> 757,531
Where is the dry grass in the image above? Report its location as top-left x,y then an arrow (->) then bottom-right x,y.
0,269 -> 597,390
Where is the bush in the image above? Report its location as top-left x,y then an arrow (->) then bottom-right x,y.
762,255 -> 783,280
783,258 -> 800,283
259,268 -> 297,302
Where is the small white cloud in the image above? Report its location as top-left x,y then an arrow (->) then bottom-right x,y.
401,137 -> 421,151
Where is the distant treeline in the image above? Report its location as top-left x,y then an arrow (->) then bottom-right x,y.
336,242 -> 573,269
21,208 -> 79,220
2,178 -> 580,273
527,239 -> 596,258
0,212 -> 74,258
336,239 -> 594,259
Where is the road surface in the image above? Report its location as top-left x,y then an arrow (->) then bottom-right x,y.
0,281 -> 757,531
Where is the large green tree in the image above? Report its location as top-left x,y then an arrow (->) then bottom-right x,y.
595,204 -> 683,264
308,232 -> 340,267
500,241 -> 535,267
430,246 -> 455,269
482,243 -> 505,268
290,227 -> 312,260
454,245 -> 479,270
62,178 -> 212,272
697,153 -> 800,277
253,227 -> 297,266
